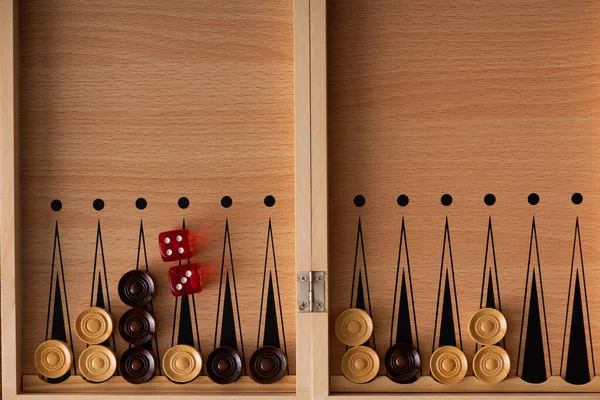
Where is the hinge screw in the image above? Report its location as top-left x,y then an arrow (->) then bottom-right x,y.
300,274 -> 308,282
316,274 -> 324,282
316,301 -> 324,309
299,301 -> 308,310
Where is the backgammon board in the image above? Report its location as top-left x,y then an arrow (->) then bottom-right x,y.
3,0 -> 600,399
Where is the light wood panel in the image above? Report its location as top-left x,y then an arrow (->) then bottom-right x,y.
294,0 -> 312,398
309,1 -> 329,399
23,375 -> 296,393
16,0 -> 297,394
327,0 -> 600,393
1,0 -> 18,397
331,376 -> 600,393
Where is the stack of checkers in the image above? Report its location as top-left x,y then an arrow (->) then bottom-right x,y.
335,308 -> 380,384
75,306 -> 118,383
118,270 -> 159,384
468,308 -> 510,384
34,305 -> 118,383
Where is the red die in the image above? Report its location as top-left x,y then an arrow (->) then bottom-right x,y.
169,263 -> 204,296
158,229 -> 195,262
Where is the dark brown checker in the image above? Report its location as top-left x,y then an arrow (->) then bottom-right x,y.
206,347 -> 243,385
249,346 -> 287,384
118,270 -> 155,308
119,347 -> 156,385
384,343 -> 420,384
118,308 -> 156,346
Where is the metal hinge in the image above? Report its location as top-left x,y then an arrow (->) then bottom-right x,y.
298,271 -> 325,312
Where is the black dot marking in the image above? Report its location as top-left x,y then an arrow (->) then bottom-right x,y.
135,198 -> 147,210
528,193 -> 540,206
441,194 -> 453,206
221,196 -> 233,208
353,195 -> 366,208
178,197 -> 190,209
397,194 -> 409,207
264,195 -> 276,207
484,193 -> 496,206
572,193 -> 583,205
93,198 -> 105,211
50,199 -> 62,212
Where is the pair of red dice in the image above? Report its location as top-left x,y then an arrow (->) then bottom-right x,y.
158,229 -> 204,297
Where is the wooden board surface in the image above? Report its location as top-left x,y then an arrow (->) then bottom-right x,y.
327,0 -> 600,392
18,0 -> 296,390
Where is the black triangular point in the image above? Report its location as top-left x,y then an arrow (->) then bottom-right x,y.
477,218 -> 504,350
390,218 -> 420,369
257,219 -> 288,373
135,219 -> 161,374
51,278 -> 67,343
565,274 -> 590,384
396,273 -> 412,345
432,218 -> 462,352
177,296 -> 195,346
517,218 -> 551,383
263,272 -> 280,348
350,217 -> 376,349
356,271 -> 366,311
45,222 -> 75,383
96,275 -> 105,308
486,271 -> 495,309
214,219 -> 245,372
171,218 -> 201,353
90,221 -> 116,351
522,275 -> 547,383
561,219 -> 595,384
220,273 -> 237,348
47,278 -> 71,384
439,272 -> 456,347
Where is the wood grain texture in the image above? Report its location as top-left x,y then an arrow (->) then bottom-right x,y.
311,0 -> 328,274
331,376 -> 600,393
16,0 -> 297,394
22,375 -> 296,394
294,1 -> 312,399
295,0 -> 311,278
1,0 -> 18,397
327,0 -> 600,393
309,1 -> 329,399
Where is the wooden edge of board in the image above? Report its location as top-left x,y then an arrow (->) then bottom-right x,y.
17,396 -> 296,400
22,375 -> 296,395
309,1 -> 329,400
310,0 -> 328,276
295,0 -> 312,399
330,376 -> 600,395
1,0 -> 20,399
326,394 -> 600,400
294,0 -> 311,276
